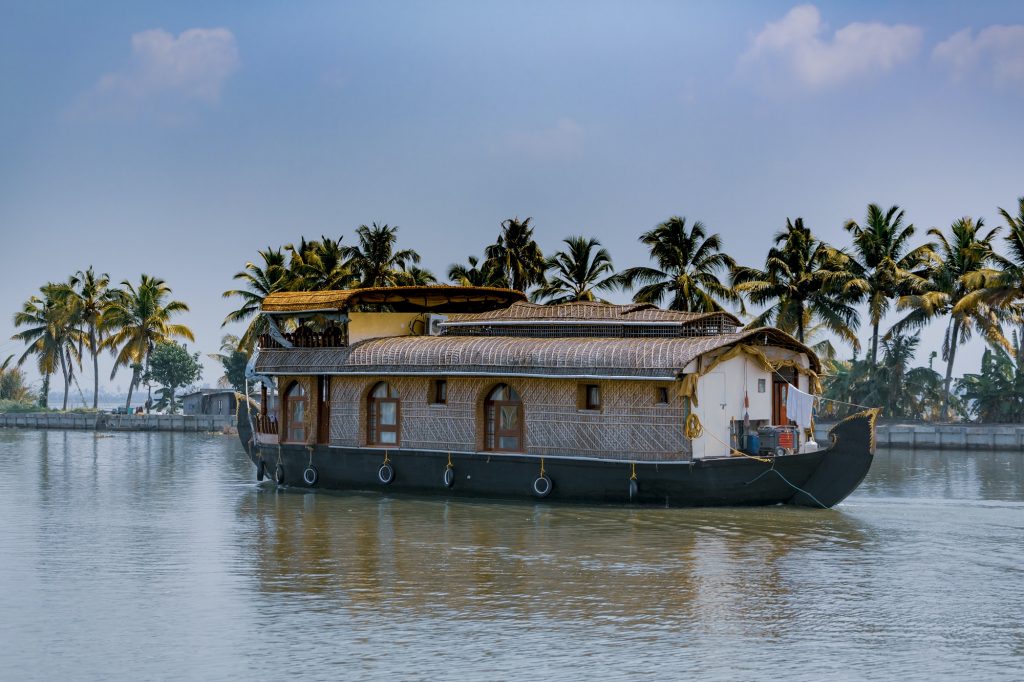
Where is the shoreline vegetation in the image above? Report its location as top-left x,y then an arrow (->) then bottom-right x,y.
7,199 -> 1024,424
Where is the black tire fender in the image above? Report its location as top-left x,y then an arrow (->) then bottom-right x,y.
378,463 -> 394,485
533,475 -> 552,498
443,466 -> 455,488
256,460 -> 266,482
275,464 -> 286,485
303,466 -> 318,486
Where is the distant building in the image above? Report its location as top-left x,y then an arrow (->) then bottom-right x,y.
181,389 -> 238,417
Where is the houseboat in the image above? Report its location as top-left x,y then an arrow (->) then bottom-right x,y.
238,286 -> 876,508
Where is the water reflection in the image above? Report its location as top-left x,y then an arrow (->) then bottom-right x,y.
1,431 -> 1022,681
237,487 -> 873,629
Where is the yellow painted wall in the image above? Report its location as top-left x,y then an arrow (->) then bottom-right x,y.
347,312 -> 424,344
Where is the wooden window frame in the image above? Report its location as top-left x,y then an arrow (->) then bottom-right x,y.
368,382 -> 401,446
655,386 -> 670,405
431,378 -> 448,405
583,384 -> 601,411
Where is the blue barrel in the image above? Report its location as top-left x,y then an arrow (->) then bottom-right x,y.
743,434 -> 760,455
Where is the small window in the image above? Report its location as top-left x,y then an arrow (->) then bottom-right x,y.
432,379 -> 447,405
758,378 -> 767,393
584,384 -> 601,410
656,387 -> 669,405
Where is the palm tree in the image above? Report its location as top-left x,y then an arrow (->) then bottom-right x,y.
619,217 -> 737,313
891,217 -> 1008,421
958,342 -> 1024,423
447,255 -> 505,288
533,236 -> 618,304
344,223 -> 421,288
285,236 -> 357,291
397,265 -> 438,286
732,218 -> 861,345
223,247 -> 289,353
11,285 -> 79,410
484,217 -> 546,293
69,267 -> 113,409
959,197 -> 1024,345
104,275 -> 194,412
843,204 -> 929,365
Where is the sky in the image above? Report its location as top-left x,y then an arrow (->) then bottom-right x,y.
1,1 -> 1022,400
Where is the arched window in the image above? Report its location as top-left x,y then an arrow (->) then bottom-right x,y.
484,384 -> 523,452
283,381 -> 307,443
368,382 -> 400,445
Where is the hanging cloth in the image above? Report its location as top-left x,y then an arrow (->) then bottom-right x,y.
785,383 -> 815,430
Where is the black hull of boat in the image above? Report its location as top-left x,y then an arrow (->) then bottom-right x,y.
237,404 -> 876,509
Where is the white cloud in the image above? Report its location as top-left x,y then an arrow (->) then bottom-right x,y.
933,25 -> 1024,88
504,118 -> 584,160
95,28 -> 240,105
739,4 -> 923,89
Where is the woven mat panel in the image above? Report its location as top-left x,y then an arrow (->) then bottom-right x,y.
327,375 -> 689,460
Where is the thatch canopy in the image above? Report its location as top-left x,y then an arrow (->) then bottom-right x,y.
261,286 -> 526,314
255,327 -> 817,379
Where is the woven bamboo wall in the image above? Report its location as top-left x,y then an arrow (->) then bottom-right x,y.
327,375 -> 691,460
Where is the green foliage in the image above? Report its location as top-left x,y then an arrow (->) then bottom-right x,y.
891,216 -> 1009,420
733,217 -> 860,345
821,334 -> 965,421
533,236 -> 617,304
483,217 -> 546,293
0,360 -> 33,402
958,340 -> 1024,423
209,335 -> 248,392
104,275 -> 194,411
447,255 -> 505,288
145,342 -> 202,414
620,217 -> 737,312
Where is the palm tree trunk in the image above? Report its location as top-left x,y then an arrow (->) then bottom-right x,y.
125,367 -> 138,411
797,305 -> 805,343
940,318 -> 962,422
144,351 -> 152,414
871,319 -> 880,366
39,373 -> 50,408
90,326 -> 99,410
59,350 -> 69,411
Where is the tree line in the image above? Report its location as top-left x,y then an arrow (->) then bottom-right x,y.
10,197 -> 1023,422
224,200 -> 1024,423
9,271 -> 197,412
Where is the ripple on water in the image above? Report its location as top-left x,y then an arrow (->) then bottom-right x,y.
0,431 -> 1022,681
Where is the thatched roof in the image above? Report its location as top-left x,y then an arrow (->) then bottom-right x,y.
444,301 -> 741,326
255,327 -> 817,378
261,286 -> 526,313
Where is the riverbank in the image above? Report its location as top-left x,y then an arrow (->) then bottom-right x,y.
815,420 -> 1024,451
0,411 -> 234,433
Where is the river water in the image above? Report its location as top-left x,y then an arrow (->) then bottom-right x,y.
0,429 -> 1021,681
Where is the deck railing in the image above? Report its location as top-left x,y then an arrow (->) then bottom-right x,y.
255,415 -> 279,435
259,325 -> 345,349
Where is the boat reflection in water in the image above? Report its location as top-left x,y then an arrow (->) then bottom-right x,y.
236,487 -> 872,627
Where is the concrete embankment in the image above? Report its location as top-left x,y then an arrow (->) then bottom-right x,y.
0,412 -> 234,432
815,421 -> 1024,451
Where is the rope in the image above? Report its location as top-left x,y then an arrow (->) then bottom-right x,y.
630,462 -> 637,481
539,457 -> 545,479
701,426 -> 773,463
745,467 -> 828,509
771,368 -> 877,412
446,451 -> 453,469
382,450 -> 390,466
684,413 -> 703,439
